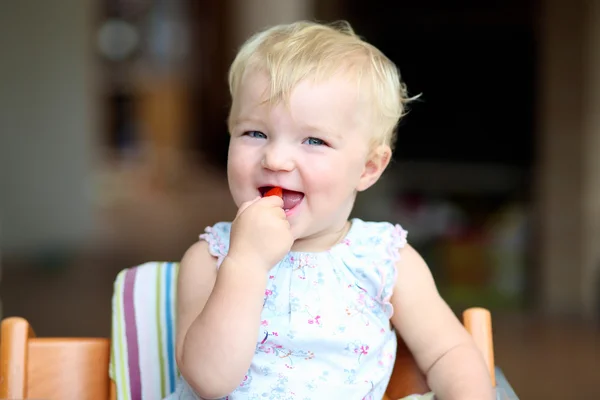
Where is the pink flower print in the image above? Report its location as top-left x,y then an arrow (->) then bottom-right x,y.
357,292 -> 366,305
269,275 -> 275,279
259,331 -> 282,346
379,352 -> 394,367
258,342 -> 283,354
355,283 -> 367,293
260,331 -> 269,344
343,238 -> 351,246
294,254 -> 316,279
261,320 -> 269,326
346,342 -> 369,363
308,315 -> 321,325
356,345 -> 369,363
236,371 -> 254,392
265,289 -> 273,296
356,345 -> 369,356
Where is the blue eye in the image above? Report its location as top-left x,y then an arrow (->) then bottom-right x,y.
244,131 -> 266,139
304,137 -> 326,146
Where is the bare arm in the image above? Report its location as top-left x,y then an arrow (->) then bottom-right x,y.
175,241 -> 267,399
390,245 -> 494,400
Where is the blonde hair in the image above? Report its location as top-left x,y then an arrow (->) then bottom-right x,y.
228,20 -> 414,150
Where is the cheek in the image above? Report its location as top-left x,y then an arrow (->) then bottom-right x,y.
228,143 -> 253,175
227,144 -> 256,202
300,158 -> 334,188
302,155 -> 363,195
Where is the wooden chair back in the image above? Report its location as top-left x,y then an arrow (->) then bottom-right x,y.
0,316 -> 116,400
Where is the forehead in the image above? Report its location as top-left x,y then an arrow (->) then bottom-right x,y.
232,70 -> 370,134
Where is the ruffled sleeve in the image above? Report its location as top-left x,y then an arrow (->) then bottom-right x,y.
380,223 -> 408,317
199,222 -> 232,268
340,219 -> 408,319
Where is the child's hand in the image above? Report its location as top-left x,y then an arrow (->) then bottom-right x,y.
228,195 -> 293,271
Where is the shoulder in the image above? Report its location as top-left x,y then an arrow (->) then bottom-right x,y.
391,242 -> 440,317
181,240 -> 214,267
348,218 -> 408,252
178,240 -> 219,285
394,243 -> 434,288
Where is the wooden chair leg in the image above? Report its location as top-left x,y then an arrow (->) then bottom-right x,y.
0,317 -> 35,399
463,307 -> 495,386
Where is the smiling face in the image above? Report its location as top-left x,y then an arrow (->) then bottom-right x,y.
227,70 -> 390,250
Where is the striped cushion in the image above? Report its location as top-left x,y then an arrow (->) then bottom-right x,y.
109,262 -> 180,400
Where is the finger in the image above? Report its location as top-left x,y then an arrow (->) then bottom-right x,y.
259,194 -> 284,208
273,206 -> 287,220
236,196 -> 261,217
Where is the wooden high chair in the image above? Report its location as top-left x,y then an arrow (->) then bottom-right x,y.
0,262 -> 511,400
0,316 -> 115,399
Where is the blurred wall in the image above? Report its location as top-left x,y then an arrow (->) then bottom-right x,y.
0,0 -> 96,258
581,0 -> 600,318
537,0 -> 600,317
229,0 -> 314,48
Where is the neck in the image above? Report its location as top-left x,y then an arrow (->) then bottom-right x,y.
290,220 -> 351,253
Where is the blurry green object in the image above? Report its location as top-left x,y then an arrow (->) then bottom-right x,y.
487,203 -> 527,303
432,201 -> 528,311
440,285 -> 522,311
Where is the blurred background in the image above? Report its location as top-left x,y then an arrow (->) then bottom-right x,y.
1,0 -> 599,397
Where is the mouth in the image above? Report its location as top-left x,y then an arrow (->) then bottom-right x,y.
259,186 -> 305,212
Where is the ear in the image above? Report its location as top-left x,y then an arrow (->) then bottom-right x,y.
356,145 -> 392,192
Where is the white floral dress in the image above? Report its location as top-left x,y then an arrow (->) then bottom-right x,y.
168,218 -> 411,400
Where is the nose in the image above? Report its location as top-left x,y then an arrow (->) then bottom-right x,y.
261,143 -> 294,172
